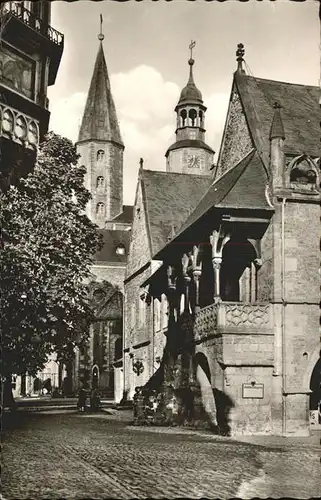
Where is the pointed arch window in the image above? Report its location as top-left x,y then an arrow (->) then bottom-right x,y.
97,150 -> 105,162
96,202 -> 105,217
288,155 -> 318,189
96,176 -> 105,192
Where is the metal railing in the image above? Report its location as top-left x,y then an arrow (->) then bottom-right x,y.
1,2 -> 64,47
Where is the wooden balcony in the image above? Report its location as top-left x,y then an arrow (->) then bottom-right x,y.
1,3 -> 64,47
194,302 -> 271,341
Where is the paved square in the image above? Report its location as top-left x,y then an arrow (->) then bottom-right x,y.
2,411 -> 320,499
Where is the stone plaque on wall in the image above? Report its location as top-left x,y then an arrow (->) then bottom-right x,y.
242,383 -> 264,399
0,44 -> 36,100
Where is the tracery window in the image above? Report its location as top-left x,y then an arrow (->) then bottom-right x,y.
290,159 -> 317,185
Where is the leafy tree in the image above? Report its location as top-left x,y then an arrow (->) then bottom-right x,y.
1,132 -> 102,386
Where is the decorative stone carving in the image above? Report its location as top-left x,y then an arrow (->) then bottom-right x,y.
0,103 -> 39,149
194,303 -> 218,341
224,303 -> 269,327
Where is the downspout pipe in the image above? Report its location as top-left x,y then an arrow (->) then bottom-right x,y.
281,197 -> 287,434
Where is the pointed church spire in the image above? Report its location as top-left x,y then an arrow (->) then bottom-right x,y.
177,40 -> 203,106
270,102 -> 285,140
77,24 -> 123,146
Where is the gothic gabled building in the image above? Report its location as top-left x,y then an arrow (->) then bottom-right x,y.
123,52 -> 215,400
73,32 -> 133,398
125,45 -> 320,436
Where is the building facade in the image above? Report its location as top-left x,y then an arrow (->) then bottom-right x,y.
0,1 -> 63,189
0,1 -> 65,398
73,33 -> 133,400
123,53 -> 215,401
124,45 -> 320,436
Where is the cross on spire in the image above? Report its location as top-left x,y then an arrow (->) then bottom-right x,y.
189,40 -> 196,61
98,13 -> 104,42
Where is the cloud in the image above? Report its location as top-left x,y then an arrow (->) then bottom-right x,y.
48,65 -> 230,204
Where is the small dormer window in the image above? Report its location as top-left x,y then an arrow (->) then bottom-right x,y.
97,150 -> 104,162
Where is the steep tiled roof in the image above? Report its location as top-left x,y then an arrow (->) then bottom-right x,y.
141,170 -> 212,256
154,149 -> 273,259
77,43 -> 123,146
235,74 -> 319,164
111,205 -> 134,224
94,229 -> 130,263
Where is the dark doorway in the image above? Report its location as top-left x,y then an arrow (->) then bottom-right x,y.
220,239 -> 256,302
310,356 -> 321,424
92,366 -> 99,389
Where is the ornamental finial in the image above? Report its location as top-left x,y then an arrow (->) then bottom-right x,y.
98,14 -> 104,42
236,42 -> 245,74
189,40 -> 196,65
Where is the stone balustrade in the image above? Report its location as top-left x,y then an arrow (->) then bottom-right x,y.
194,302 -> 271,341
0,103 -> 39,149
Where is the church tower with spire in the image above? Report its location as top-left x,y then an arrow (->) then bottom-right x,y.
76,23 -> 124,229
165,41 -> 214,175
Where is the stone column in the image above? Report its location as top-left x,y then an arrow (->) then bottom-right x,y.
212,257 -> 222,303
193,269 -> 202,313
183,275 -> 191,313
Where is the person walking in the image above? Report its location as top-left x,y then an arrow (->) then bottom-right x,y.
77,387 -> 87,412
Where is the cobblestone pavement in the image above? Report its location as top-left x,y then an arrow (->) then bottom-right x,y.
2,411 -> 320,499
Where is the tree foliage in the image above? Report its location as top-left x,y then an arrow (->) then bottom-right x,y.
1,132 -> 102,377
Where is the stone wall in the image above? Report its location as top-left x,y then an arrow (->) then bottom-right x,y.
216,87 -> 253,178
126,181 -> 151,278
224,366 -> 274,435
124,266 -> 153,398
76,141 -> 123,228
257,223 -> 274,302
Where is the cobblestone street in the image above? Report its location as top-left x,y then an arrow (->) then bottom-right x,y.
2,410 -> 320,499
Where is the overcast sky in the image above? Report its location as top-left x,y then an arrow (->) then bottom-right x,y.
48,0 -> 319,205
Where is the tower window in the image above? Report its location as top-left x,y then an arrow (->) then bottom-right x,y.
180,109 -> 187,127
96,202 -> 105,217
189,109 -> 197,127
96,176 -> 105,191
199,110 -> 203,127
97,150 -> 105,161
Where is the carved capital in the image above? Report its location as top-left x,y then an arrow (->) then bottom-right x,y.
210,229 -> 230,259
192,268 -> 202,280
212,257 -> 222,271
167,265 -> 177,292
254,258 -> 262,269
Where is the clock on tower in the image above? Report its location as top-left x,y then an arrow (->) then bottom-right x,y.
187,154 -> 200,168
